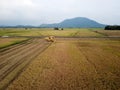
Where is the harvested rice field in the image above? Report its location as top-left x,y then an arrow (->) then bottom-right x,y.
1,38 -> 119,90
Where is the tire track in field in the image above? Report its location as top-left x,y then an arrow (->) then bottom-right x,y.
0,38 -> 39,60
82,46 -> 120,77
0,41 -> 39,72
0,39 -> 32,53
78,46 -> 98,74
0,39 -> 38,69
6,39 -> 120,90
77,44 -> 120,90
0,38 -> 51,90
0,38 -> 35,56
0,38 -> 37,59
0,39 -> 46,79
0,39 -> 34,60
0,41 -> 49,81
0,39 -> 34,55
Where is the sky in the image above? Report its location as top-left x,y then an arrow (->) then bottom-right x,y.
0,0 -> 120,26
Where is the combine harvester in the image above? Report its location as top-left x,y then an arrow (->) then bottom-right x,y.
45,36 -> 55,42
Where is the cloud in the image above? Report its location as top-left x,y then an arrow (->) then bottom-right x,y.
0,0 -> 120,25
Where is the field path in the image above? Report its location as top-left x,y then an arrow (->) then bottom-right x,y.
0,38 -> 51,90
7,38 -> 120,90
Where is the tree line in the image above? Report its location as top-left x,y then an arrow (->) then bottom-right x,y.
105,25 -> 120,30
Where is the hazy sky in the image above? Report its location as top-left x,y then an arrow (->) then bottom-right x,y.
0,0 -> 120,25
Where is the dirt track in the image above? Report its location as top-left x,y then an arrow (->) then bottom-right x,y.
0,38 -> 51,89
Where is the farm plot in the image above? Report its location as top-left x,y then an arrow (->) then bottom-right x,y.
0,38 -> 51,90
7,38 -> 120,90
94,30 -> 120,37
0,38 -> 27,49
0,28 -> 103,37
0,28 -> 78,37
73,28 -> 103,37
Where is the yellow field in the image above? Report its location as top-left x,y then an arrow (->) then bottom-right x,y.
6,38 -> 120,90
0,28 -> 120,90
95,30 -> 120,37
0,28 -> 104,37
0,38 -> 28,48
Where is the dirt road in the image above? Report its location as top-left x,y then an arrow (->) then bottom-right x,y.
6,38 -> 120,90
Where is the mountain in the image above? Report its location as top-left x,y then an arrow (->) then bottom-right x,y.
40,17 -> 105,28
0,17 -> 105,28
